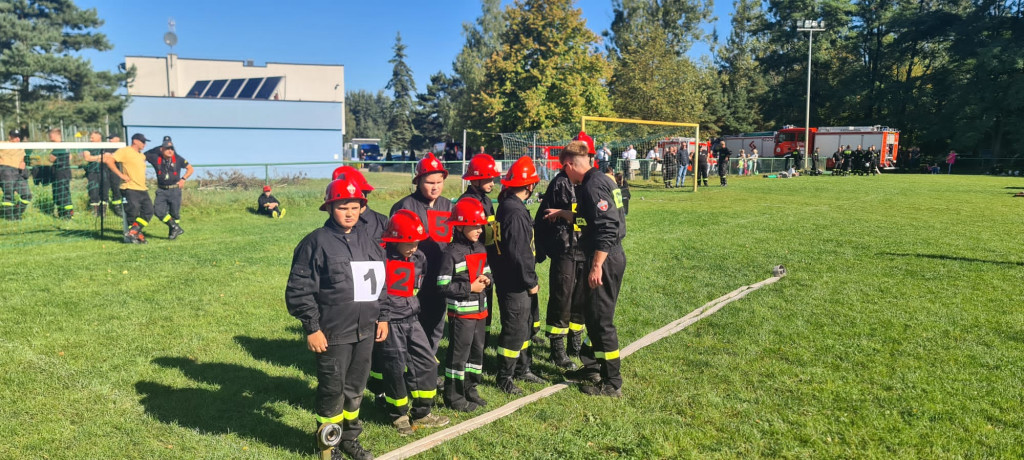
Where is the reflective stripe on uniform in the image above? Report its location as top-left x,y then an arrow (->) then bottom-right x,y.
162,215 -> 172,222
543,325 -> 568,335
369,371 -> 383,380
410,389 -> 437,399
532,321 -> 540,328
498,347 -> 520,358
444,368 -> 465,380
465,363 -> 483,374
386,395 -> 409,407
436,275 -> 452,286
568,322 -> 585,332
316,413 -> 344,424
110,199 -> 123,205
454,261 -> 467,273
135,217 -> 148,226
62,205 -> 73,210
594,349 -> 620,360
342,409 -> 359,420
521,340 -> 530,350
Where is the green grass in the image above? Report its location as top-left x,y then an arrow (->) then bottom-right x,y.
1,172 -> 1022,459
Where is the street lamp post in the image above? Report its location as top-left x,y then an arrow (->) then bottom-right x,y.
796,19 -> 825,172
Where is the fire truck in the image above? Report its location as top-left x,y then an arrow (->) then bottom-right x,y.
722,132 -> 776,157
756,125 -> 901,169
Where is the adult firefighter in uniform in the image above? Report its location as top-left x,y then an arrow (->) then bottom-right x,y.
559,141 -> 627,398
696,146 -> 710,187
716,140 -> 732,187
458,153 -> 502,343
285,177 -> 388,460
145,137 -> 193,240
492,156 -> 546,395
842,145 -> 853,174
47,129 -> 74,219
389,153 -> 453,358
0,129 -> 32,220
536,133 -> 595,368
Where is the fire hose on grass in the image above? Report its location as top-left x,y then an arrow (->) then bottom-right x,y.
376,265 -> 788,460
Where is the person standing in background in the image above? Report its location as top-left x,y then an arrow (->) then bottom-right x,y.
946,150 -> 957,174
47,129 -> 74,219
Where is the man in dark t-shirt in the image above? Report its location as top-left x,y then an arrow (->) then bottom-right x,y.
144,136 -> 193,239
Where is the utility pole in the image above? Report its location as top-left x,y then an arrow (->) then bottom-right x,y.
796,19 -> 826,171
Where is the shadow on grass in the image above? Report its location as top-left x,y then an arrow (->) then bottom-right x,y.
135,357 -> 313,453
234,335 -> 314,376
882,252 -> 1024,267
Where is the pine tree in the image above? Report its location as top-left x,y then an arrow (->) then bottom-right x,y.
715,0 -> 770,133
0,0 -> 130,126
412,72 -> 461,150
385,32 -> 416,157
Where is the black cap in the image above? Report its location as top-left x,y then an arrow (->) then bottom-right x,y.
131,133 -> 150,143
106,134 -> 119,140
161,135 -> 173,148
8,129 -> 22,139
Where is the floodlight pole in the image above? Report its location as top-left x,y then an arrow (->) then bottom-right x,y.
797,20 -> 826,172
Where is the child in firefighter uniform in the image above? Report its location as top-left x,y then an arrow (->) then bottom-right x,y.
559,144 -> 628,398
389,153 -> 453,360
285,177 -> 389,460
493,156 -> 547,395
536,134 -> 595,369
457,154 -> 502,343
374,209 -> 450,435
438,198 -> 493,411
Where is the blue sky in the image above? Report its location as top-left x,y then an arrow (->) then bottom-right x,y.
76,0 -> 733,94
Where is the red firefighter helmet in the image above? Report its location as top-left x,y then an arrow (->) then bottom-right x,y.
447,197 -> 488,226
574,131 -> 596,155
319,177 -> 366,211
462,153 -> 500,181
500,156 -> 540,187
413,152 -> 449,183
382,209 -> 428,243
331,165 -> 374,192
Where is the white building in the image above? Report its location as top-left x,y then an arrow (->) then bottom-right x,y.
125,55 -> 344,102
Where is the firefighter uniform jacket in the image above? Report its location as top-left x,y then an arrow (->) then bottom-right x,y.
359,206 -> 389,245
493,194 -> 539,292
385,245 -> 427,321
716,147 -> 732,167
697,149 -> 709,167
144,148 -> 189,188
458,185 -> 496,247
437,235 -> 492,317
534,171 -> 584,262
286,218 -> 389,345
577,168 -> 626,253
389,191 -> 454,287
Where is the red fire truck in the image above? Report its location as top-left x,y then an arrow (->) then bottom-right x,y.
769,125 -> 901,168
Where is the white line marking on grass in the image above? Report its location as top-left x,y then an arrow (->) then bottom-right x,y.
376,270 -> 787,460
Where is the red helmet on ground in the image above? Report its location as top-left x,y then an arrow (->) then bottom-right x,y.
382,209 -> 428,243
332,165 -> 374,192
500,156 -> 540,188
574,131 -> 596,155
319,177 -> 366,211
447,197 -> 488,226
462,153 -> 500,181
414,152 -> 448,184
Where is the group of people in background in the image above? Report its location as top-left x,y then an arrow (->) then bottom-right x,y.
831,144 -> 883,177
285,132 -> 628,460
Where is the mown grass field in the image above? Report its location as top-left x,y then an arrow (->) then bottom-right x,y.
1,172 -> 1021,459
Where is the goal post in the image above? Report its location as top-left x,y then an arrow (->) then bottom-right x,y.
580,116 -> 702,192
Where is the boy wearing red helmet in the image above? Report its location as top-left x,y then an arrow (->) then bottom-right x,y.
438,198 -> 493,411
389,152 -> 454,359
493,156 -> 547,395
285,177 -> 389,460
374,210 -> 451,435
458,153 -> 502,342
257,185 -> 284,218
334,165 -> 388,243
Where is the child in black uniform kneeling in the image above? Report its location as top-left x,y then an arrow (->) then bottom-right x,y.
438,198 -> 493,412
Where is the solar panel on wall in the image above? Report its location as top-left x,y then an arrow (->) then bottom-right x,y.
187,80 -> 210,98
237,78 -> 263,99
254,76 -> 282,99
220,79 -> 245,98
203,79 -> 228,98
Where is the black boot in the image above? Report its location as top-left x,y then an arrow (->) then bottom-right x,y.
567,331 -> 582,357
168,222 -> 184,240
549,337 -> 577,370
339,439 -> 373,460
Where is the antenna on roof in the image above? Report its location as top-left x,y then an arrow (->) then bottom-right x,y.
164,18 -> 178,51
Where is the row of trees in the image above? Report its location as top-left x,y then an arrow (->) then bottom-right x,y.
0,0 -> 130,133
348,0 -> 1022,157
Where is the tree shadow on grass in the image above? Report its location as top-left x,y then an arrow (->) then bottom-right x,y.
135,357 -> 313,453
881,252 -> 1024,267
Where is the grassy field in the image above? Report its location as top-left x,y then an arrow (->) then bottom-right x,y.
1,172 -> 1021,459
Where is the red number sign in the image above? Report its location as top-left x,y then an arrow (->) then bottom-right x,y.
465,253 -> 487,282
427,210 -> 452,243
386,260 -> 415,297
